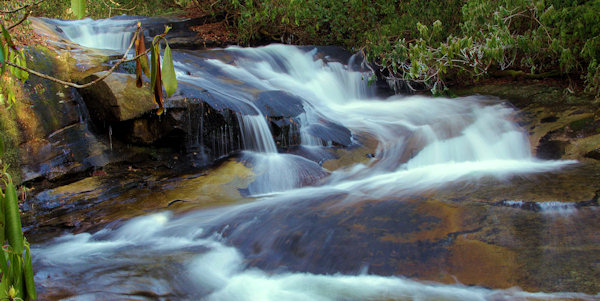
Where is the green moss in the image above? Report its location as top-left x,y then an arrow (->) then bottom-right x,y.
0,106 -> 23,184
569,117 -> 594,132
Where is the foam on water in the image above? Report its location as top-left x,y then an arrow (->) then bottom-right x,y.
169,44 -> 577,198
34,213 -> 598,301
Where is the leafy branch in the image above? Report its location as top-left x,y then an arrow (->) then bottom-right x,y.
1,17 -> 177,115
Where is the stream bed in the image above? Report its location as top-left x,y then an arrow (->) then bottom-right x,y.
23,17 -> 600,300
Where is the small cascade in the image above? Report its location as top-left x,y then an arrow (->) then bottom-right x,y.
185,102 -> 210,165
43,17 -> 138,51
297,112 -> 323,147
238,115 -> 277,153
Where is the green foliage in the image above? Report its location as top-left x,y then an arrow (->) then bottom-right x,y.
0,22 -> 35,298
70,0 -> 86,19
216,0 -> 462,47
214,0 -> 600,98
0,169 -> 36,300
161,44 -> 177,98
0,22 -> 29,108
28,0 -> 177,19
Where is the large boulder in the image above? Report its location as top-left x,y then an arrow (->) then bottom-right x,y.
77,71 -> 157,123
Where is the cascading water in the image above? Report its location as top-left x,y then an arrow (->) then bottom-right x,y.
238,115 -> 278,153
30,18 -> 598,301
39,17 -> 137,51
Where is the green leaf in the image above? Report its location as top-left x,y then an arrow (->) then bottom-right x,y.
0,267 -> 8,300
1,44 -> 7,74
5,182 -> 23,255
8,50 -> 16,76
24,244 -> 36,300
71,0 -> 87,19
0,186 -> 5,244
17,51 -> 28,81
161,43 -> 177,97
1,24 -> 15,50
0,42 -> 4,67
11,254 -> 23,299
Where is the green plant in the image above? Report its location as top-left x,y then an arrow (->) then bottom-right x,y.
213,0 -> 600,99
0,165 -> 36,301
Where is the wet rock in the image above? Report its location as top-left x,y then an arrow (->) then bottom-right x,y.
536,133 -> 568,160
140,15 -> 233,49
255,90 -> 304,117
23,159 -> 254,242
584,148 -> 600,160
20,124 -> 111,183
305,120 -> 352,146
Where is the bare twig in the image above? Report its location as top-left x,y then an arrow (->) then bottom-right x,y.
7,11 -> 31,31
0,0 -> 46,14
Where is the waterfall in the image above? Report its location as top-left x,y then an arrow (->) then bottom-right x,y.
42,17 -> 137,51
31,17 -> 588,301
238,115 -> 278,153
168,44 -> 575,195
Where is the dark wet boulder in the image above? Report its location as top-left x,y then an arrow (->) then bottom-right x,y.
255,90 -> 305,117
20,124 -> 111,183
304,120 -> 352,146
584,148 -> 600,160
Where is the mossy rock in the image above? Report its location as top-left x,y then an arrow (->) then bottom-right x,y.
78,72 -> 157,124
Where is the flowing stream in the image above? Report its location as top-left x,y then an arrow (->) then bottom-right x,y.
30,17 -> 599,300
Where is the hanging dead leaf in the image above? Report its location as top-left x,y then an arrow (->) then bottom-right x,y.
152,43 -> 164,115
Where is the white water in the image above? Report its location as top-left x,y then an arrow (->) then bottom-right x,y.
31,19 -> 590,300
35,212 -> 598,301
41,17 -> 137,51
176,45 -> 574,197
239,115 -> 278,153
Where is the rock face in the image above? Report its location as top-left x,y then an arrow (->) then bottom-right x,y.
75,44 -> 356,165
0,46 -> 116,184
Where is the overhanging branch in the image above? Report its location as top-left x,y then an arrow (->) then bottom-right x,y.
4,30 -> 155,89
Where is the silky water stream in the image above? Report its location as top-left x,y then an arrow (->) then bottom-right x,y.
30,18 -> 599,300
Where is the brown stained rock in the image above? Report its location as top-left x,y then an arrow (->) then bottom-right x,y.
322,133 -> 377,171
448,237 -> 518,289
131,119 -> 159,145
24,159 -> 255,242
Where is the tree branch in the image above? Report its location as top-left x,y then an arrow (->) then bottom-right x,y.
8,11 -> 31,31
4,30 -> 153,89
0,0 -> 46,14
